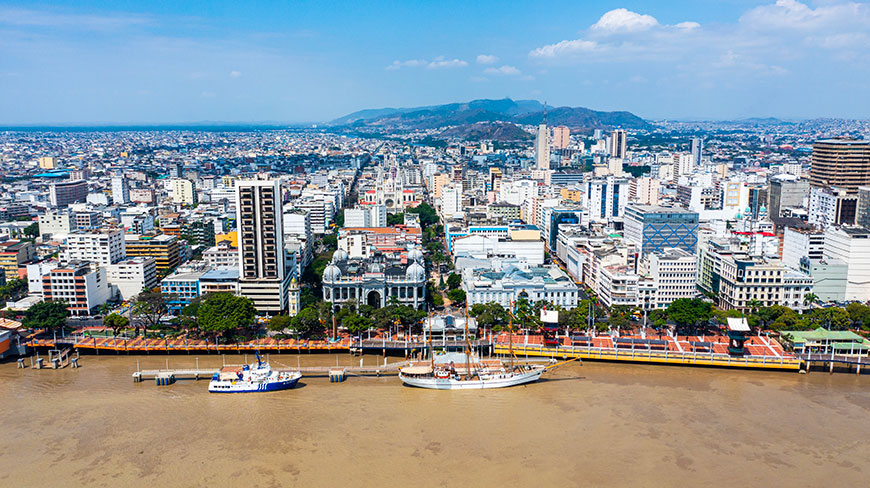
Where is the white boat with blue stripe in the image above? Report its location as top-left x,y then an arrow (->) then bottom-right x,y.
209,355 -> 301,393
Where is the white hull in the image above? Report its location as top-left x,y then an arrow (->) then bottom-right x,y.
399,367 -> 545,390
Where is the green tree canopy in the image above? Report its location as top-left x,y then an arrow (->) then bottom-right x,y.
446,273 -> 461,290
23,300 -> 69,331
406,202 -> 439,227
290,306 -> 323,337
666,298 -> 713,332
197,293 -> 256,337
386,213 -> 404,226
268,314 -> 293,333
470,302 -> 510,331
132,291 -> 171,336
103,313 -> 129,336
447,288 -> 466,305
806,307 -> 850,331
343,313 -> 375,335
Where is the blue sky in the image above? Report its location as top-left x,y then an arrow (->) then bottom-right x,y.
1,0 -> 868,124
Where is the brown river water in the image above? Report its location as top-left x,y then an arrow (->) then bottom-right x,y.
1,353 -> 868,487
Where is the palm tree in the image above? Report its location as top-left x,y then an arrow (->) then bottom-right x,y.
803,293 -> 820,310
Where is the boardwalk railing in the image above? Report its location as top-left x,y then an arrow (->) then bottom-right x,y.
493,343 -> 801,370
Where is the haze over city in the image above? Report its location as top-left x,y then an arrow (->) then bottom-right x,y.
2,0 -> 870,124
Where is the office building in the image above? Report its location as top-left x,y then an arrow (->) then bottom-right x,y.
624,204 -> 700,256
691,137 -> 703,166
107,257 -> 158,301
768,176 -> 809,218
610,129 -> 627,159
125,234 -> 181,272
111,176 -> 130,204
809,138 -> 870,192
42,261 -> 112,317
63,229 -> 126,266
0,240 -> 35,280
38,210 -> 72,238
237,179 -> 289,314
172,178 -> 197,205
38,156 -> 57,169
781,227 -> 825,270
585,177 -> 630,223
49,180 -> 88,207
823,227 -> 870,302
552,126 -> 570,149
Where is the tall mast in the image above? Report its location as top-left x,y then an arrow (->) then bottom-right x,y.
464,301 -> 472,379
427,310 -> 434,370
508,301 -> 515,372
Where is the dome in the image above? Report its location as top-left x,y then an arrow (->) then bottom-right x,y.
369,262 -> 383,274
323,264 -> 342,282
332,248 -> 349,263
407,248 -> 424,263
406,262 -> 426,282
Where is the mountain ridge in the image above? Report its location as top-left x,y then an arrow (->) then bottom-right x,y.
330,98 -> 650,132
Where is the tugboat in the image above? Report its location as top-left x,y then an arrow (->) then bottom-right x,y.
209,354 -> 301,393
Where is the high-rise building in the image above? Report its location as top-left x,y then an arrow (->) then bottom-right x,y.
610,129 -> 627,159
124,234 -> 181,272
768,176 -> 810,218
809,138 -> 870,192
624,204 -> 700,256
38,156 -> 57,169
691,137 -> 703,166
536,123 -> 550,170
172,178 -> 197,205
111,176 -> 129,204
584,177 -> 630,223
49,180 -> 88,207
63,229 -> 126,266
42,261 -> 112,317
236,179 -> 289,314
552,126 -> 570,149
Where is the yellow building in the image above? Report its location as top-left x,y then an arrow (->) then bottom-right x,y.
560,188 -> 583,202
432,174 -> 450,199
215,231 -> 238,247
124,235 -> 181,272
38,157 -> 57,169
172,178 -> 197,205
0,240 -> 35,280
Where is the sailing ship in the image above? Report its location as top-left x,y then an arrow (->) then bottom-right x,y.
399,302 -> 569,390
209,354 -> 302,393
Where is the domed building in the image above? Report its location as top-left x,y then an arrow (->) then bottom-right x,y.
322,247 -> 427,310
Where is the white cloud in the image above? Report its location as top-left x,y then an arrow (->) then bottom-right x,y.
591,8 -> 659,33
229,70 -> 242,78
427,57 -> 468,69
530,39 -> 598,58
385,59 -> 426,70
674,21 -> 700,31
387,57 -> 467,70
740,0 -> 869,31
476,54 -> 499,64
0,7 -> 149,30
484,65 -> 522,76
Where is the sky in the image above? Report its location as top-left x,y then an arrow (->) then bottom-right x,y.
1,0 -> 869,124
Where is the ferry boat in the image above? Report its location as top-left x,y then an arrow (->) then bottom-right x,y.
209,355 -> 301,393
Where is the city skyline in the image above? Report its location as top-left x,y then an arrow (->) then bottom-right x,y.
2,0 -> 870,124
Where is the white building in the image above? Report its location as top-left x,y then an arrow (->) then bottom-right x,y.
38,210 -> 72,238
26,260 -> 59,294
441,185 -> 462,219
646,248 -> 698,309
63,229 -> 126,266
781,227 -> 825,270
585,177 -> 630,223
203,241 -> 239,269
823,227 -> 870,301
107,257 -> 158,301
111,176 -> 129,204
451,234 -> 545,266
344,205 -> 387,228
172,178 -> 197,205
462,260 -> 580,309
42,261 -> 112,317
536,123 -> 550,170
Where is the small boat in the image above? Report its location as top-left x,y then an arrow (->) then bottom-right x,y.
209,354 -> 301,393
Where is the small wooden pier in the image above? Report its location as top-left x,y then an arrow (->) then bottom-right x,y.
132,360 -> 412,384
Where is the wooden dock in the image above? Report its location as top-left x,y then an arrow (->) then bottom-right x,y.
132,361 -> 412,383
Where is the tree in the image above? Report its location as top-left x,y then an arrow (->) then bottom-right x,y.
559,300 -> 591,330
197,293 -> 256,338
321,233 -> 337,249
24,222 -> 39,238
470,302 -> 510,332
290,306 -> 322,337
803,293 -> 820,308
22,300 -> 69,331
386,213 -> 404,226
446,273 -> 461,290
666,298 -> 713,333
514,296 -> 541,331
343,313 -> 375,335
845,302 -> 870,329
103,313 -> 130,336
447,288 -> 466,305
268,315 -> 293,333
807,307 -> 850,331
132,291 -> 171,337
406,202 -> 439,227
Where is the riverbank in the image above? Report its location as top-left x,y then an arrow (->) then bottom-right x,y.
1,354 -> 868,487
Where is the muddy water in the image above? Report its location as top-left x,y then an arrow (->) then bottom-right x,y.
0,354 -> 867,487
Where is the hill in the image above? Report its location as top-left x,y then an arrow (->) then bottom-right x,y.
330,98 -> 649,132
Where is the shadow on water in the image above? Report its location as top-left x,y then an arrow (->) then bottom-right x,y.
293,382 -> 308,389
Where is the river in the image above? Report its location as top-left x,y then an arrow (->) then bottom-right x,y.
1,353 -> 867,487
